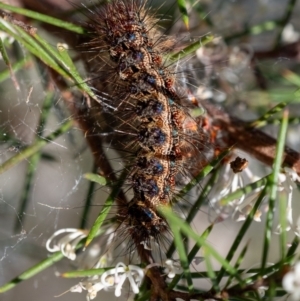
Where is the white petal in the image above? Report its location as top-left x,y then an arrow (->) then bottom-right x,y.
283,272 -> 296,292
236,214 -> 246,222
46,228 -> 86,255
114,262 -> 127,280
70,283 -> 83,293
284,167 -> 300,182
164,260 -> 176,278
89,282 -> 104,292
62,244 -> 76,260
114,274 -> 127,297
167,270 -> 176,278
87,290 -> 97,300
46,228 -> 77,252
278,173 -> 287,184
257,286 -> 267,297
128,265 -> 144,281
127,274 -> 140,294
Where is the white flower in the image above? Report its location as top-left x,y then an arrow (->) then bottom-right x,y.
69,283 -> 84,293
46,228 -> 87,260
69,262 -> 144,299
69,277 -> 114,301
276,167 -> 300,235
209,156 -> 263,223
282,24 -> 300,43
145,259 -> 182,279
164,259 -> 177,278
257,285 -> 268,298
82,281 -> 109,300
101,262 -> 144,297
81,226 -> 116,269
283,262 -> 300,300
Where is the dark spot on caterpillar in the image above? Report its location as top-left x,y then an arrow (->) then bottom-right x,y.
138,127 -> 166,147
147,46 -> 153,53
132,175 -> 159,197
128,203 -> 154,222
146,75 -> 156,85
170,157 -> 176,167
127,32 -> 136,41
119,51 -> 145,74
124,202 -> 168,240
129,77 -> 153,93
136,156 -> 164,175
132,51 -> 144,62
119,61 -> 127,72
129,84 -> 138,94
136,99 -> 164,117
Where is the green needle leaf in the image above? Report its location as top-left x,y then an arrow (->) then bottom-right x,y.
84,173 -> 107,186
177,0 -> 189,29
0,119 -> 73,175
0,252 -> 64,293
261,110 -> 289,273
0,2 -> 85,34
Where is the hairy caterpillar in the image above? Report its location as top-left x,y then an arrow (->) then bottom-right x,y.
81,0 -> 212,262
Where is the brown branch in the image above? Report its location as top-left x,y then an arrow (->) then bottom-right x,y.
255,40 -> 300,62
48,68 -> 127,205
0,10 -> 37,34
202,101 -> 300,177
